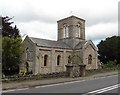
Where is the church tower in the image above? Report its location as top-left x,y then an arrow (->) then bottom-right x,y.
57,16 -> 85,48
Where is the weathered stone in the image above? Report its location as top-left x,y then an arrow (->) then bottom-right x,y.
21,15 -> 98,76
66,64 -> 81,77
79,65 -> 86,77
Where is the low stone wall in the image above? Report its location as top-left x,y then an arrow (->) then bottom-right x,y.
2,72 -> 67,82
40,71 -> 67,78
85,67 -> 118,76
2,74 -> 36,82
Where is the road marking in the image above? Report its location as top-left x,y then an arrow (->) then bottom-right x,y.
2,74 -> 118,93
2,88 -> 29,93
35,80 -> 86,88
84,84 -> 120,95
35,74 -> 117,88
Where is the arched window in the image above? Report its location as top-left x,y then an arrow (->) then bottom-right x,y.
68,56 -> 71,63
57,55 -> 61,66
76,23 -> 81,37
25,62 -> 29,73
26,48 -> 28,59
26,48 -> 32,60
88,54 -> 92,64
44,55 -> 48,66
63,24 -> 69,38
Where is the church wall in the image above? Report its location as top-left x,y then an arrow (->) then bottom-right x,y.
63,51 -> 72,70
54,50 -> 64,72
83,44 -> 98,70
35,46 -> 72,74
35,47 -> 52,74
74,49 -> 83,65
21,37 -> 36,74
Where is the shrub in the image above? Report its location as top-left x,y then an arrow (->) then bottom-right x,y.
104,60 -> 117,68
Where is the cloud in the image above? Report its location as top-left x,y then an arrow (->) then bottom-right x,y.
0,0 -> 118,45
0,0 -> 118,24
17,21 -> 57,40
86,22 -> 118,41
0,0 -> 58,24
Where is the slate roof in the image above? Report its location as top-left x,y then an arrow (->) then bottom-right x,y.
30,37 -> 71,49
74,41 -> 86,49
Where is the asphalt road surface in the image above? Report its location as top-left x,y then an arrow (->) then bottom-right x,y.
2,75 -> 119,94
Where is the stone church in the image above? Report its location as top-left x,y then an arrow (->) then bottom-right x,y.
21,16 -> 98,75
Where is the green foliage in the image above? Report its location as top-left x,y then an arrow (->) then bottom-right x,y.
97,36 -> 120,64
2,16 -> 20,38
2,37 -> 23,75
104,60 -> 117,68
2,16 -> 23,75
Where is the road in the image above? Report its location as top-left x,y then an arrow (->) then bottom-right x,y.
2,75 -> 119,94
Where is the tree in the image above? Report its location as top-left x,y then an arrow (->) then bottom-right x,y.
2,16 -> 22,75
2,16 -> 20,38
97,36 -> 120,65
2,37 -> 22,75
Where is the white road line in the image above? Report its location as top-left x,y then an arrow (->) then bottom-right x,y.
97,85 -> 119,93
2,74 -> 118,93
2,88 -> 29,93
35,80 -> 86,88
35,74 -> 117,88
84,84 -> 120,95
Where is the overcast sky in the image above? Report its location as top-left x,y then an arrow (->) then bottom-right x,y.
0,0 -> 119,45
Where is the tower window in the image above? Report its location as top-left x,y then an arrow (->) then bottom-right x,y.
63,24 -> 69,38
57,55 -> 61,66
44,55 -> 48,66
76,23 -> 81,38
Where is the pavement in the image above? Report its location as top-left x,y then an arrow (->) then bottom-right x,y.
2,71 -> 118,90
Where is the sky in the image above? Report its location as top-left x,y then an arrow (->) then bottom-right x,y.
0,0 -> 119,45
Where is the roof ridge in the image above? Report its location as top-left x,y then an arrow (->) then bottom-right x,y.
30,37 -> 57,42
30,37 -> 71,49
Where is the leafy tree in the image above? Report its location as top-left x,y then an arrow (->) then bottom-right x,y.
2,37 -> 22,75
2,16 -> 22,75
2,16 -> 20,38
97,36 -> 120,65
